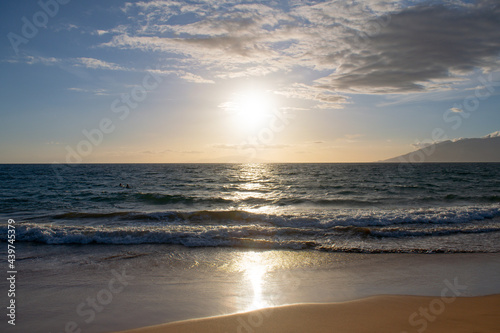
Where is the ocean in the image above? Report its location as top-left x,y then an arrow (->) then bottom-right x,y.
2,163 -> 500,253
2,163 -> 500,332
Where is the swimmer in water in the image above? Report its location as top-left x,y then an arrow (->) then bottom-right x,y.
126,184 -> 130,189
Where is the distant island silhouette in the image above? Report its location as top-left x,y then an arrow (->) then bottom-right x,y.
383,131 -> 500,162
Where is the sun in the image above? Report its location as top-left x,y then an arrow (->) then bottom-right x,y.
222,90 -> 275,128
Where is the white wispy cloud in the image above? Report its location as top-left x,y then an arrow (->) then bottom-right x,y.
274,83 -> 349,109
25,56 -> 61,65
16,55 -> 127,71
141,149 -> 202,154
178,72 -> 215,84
12,55 -> 214,85
67,87 -> 110,96
74,57 -> 125,71
212,143 -> 290,150
483,131 -> 500,138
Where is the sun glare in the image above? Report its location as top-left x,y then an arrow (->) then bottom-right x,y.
223,90 -> 275,128
243,252 -> 269,310
229,251 -> 272,311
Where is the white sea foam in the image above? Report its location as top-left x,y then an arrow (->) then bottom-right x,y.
4,204 -> 500,252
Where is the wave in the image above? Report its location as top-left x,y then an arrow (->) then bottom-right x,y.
5,203 -> 499,254
273,198 -> 380,206
365,225 -> 500,238
53,211 -> 135,219
83,191 -> 500,208
443,194 -> 500,202
98,192 -> 383,207
2,218 -> 499,253
34,204 -> 500,228
87,192 -> 233,205
50,210 -> 270,224
135,192 -> 231,205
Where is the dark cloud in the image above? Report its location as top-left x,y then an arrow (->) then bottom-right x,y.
318,1 -> 500,94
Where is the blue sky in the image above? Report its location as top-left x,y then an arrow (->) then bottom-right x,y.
1,0 -> 499,163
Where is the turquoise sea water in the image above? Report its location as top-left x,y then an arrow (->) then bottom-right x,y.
1,163 -> 500,253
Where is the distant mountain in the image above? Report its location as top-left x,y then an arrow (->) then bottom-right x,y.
383,131 -> 500,162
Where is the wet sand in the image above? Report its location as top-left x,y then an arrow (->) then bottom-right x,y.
8,244 -> 500,333
113,294 -> 500,333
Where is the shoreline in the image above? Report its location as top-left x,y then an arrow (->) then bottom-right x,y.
112,294 -> 500,333
9,245 -> 500,333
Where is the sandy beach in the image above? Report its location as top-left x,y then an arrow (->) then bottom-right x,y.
114,294 -> 500,333
7,244 -> 500,333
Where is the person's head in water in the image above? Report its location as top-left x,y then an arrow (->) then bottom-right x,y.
126,184 -> 130,189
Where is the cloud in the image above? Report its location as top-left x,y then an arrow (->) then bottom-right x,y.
98,0 -> 500,103
178,72 -> 214,84
67,87 -> 110,96
100,2 -> 301,78
344,134 -> 363,140
411,142 -> 434,149
25,56 -> 61,66
213,143 -> 290,150
141,149 -> 202,154
449,107 -> 463,113
211,144 -> 240,150
74,57 -> 125,71
483,131 -> 500,138
316,1 -> 500,94
14,55 -> 212,85
179,150 -> 203,154
16,55 -> 128,72
274,83 -> 349,109
333,134 -> 364,143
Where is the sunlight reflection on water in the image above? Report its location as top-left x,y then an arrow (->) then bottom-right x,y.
230,251 -> 274,311
228,250 -> 325,311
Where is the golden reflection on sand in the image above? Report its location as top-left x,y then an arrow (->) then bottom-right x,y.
228,250 -> 321,311
229,251 -> 274,311
245,252 -> 268,310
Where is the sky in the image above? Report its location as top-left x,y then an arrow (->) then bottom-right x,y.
1,0 -> 499,163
